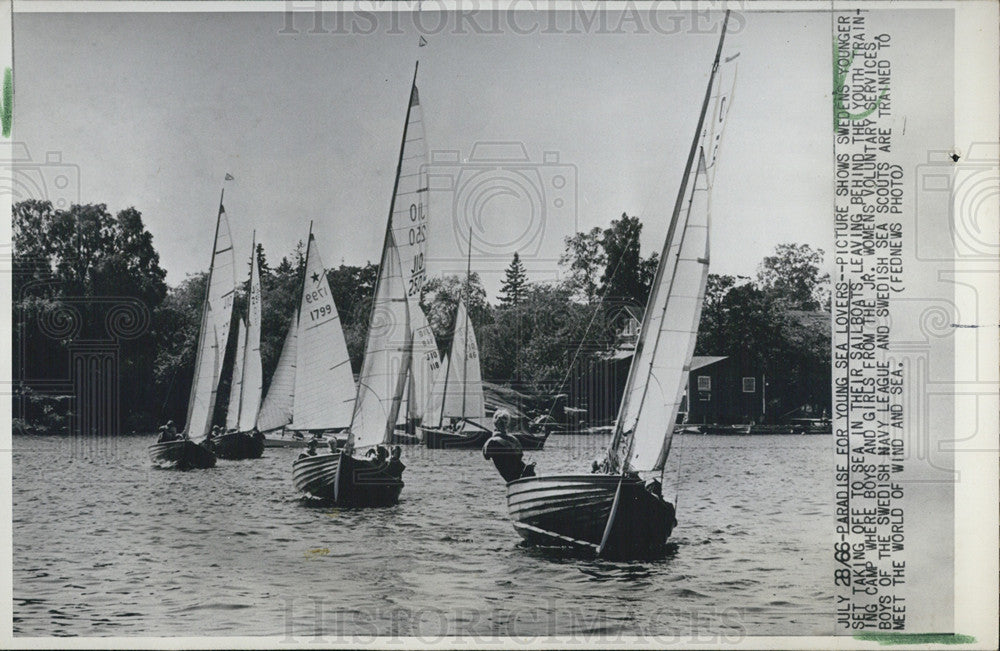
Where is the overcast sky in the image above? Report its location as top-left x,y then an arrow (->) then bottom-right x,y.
14,7 -> 833,300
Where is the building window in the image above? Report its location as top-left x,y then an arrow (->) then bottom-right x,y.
697,375 -> 711,391
742,377 -> 756,393
698,391 -> 711,402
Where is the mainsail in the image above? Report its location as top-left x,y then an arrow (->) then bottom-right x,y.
392,73 -> 430,301
436,300 -> 486,427
349,229 -> 412,449
607,25 -> 736,474
184,200 -> 236,438
225,319 -> 247,430
224,239 -> 265,432
288,233 -> 356,431
256,312 -> 298,432
425,352 -> 449,427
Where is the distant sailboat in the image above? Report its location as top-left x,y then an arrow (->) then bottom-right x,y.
490,12 -> 736,558
149,185 -> 237,469
257,224 -> 356,447
214,233 -> 266,459
291,64 -> 421,506
391,303 -> 440,444
418,233 -> 492,449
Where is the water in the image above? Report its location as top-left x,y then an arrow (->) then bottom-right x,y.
13,433 -> 835,639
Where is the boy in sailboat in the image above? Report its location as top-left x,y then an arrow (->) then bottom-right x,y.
483,410 -> 536,482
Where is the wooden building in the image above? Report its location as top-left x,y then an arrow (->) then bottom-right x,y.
680,355 -> 766,425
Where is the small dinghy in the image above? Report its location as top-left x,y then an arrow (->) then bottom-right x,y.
215,233 -> 266,460
148,180 -> 236,469
211,430 -> 265,459
418,239 -> 491,449
489,13 -> 736,560
148,439 -> 216,470
512,429 -> 550,451
294,64 -> 429,507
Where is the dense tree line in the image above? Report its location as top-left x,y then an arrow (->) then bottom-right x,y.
12,199 -> 830,433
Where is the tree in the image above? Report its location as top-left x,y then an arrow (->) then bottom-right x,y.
421,273 -> 492,350
757,243 -> 831,311
559,227 -> 606,304
498,252 -> 528,306
600,213 -> 644,305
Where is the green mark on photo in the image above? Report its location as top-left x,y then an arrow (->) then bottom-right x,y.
1,67 -> 11,137
854,633 -> 977,646
832,41 -> 888,131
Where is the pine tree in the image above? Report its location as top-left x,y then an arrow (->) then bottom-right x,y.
498,252 -> 528,306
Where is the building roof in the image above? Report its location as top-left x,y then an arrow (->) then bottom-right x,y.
610,304 -> 645,324
690,355 -> 728,371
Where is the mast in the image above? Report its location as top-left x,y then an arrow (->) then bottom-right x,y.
184,183 -> 226,435
611,11 -> 730,471
234,231 -> 256,430
348,61 -> 420,442
459,227 -> 472,423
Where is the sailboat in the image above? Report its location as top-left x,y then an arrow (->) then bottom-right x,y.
149,184 -> 237,470
390,305 -> 440,444
489,13 -> 736,558
418,234 -> 492,449
291,64 -> 421,506
214,233 -> 266,459
256,224 -> 356,447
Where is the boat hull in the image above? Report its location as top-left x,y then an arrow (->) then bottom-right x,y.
419,426 -> 491,449
506,474 -> 675,559
212,431 -> 265,459
292,451 -> 403,507
148,439 -> 217,470
390,429 -> 422,445
513,430 -> 549,450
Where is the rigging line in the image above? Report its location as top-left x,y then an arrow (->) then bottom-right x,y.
542,224 -> 645,424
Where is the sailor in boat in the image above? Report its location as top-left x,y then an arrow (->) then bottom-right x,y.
387,445 -> 405,478
482,410 -> 536,482
299,438 -> 319,459
156,425 -> 172,443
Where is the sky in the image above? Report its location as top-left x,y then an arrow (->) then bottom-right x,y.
13,7 -> 834,300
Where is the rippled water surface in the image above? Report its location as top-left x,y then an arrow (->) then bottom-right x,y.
13,433 -> 834,638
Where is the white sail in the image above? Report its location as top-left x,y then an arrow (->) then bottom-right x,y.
290,234 -> 356,431
609,58 -> 736,473
439,300 -> 486,426
408,303 -> 440,421
425,352 -> 448,427
238,247 -> 264,430
350,229 -> 412,449
225,319 -> 246,430
257,313 -> 298,432
184,204 -> 236,438
391,81 -> 430,301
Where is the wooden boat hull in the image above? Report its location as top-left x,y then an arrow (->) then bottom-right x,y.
212,431 -> 265,459
263,432 -> 344,448
390,429 -> 422,445
418,426 -> 492,449
506,474 -> 675,559
291,451 -> 403,507
513,430 -> 549,450
148,439 -> 217,470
